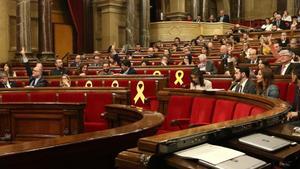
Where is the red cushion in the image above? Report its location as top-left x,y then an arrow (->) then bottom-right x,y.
77,80 -> 88,87
212,99 -> 236,123
130,80 -> 157,108
189,97 -> 216,126
250,107 -> 266,116
232,103 -> 253,119
274,82 -> 289,100
84,92 -> 112,122
30,92 -> 57,102
286,83 -> 296,104
50,81 -> 60,87
160,95 -> 193,131
58,92 -> 85,102
1,92 -> 29,102
211,80 -> 232,90
168,69 -> 192,88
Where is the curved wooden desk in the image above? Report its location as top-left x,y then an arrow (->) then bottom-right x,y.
0,104 -> 164,169
116,89 -> 291,169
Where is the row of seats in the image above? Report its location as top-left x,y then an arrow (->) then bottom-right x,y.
0,92 -> 113,132
157,95 -> 266,134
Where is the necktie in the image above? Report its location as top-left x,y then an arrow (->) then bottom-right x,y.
281,65 -> 285,75
30,79 -> 35,86
235,84 -> 241,93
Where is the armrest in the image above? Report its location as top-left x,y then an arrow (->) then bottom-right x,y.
171,118 -> 190,130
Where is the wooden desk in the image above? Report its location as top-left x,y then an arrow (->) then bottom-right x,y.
0,102 -> 85,141
264,124 -> 300,142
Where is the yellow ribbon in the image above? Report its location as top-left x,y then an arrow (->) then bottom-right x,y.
85,80 -> 93,87
174,70 -> 184,85
133,81 -> 146,104
111,80 -> 119,87
153,71 -> 161,75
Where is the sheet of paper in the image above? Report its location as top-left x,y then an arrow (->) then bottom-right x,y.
175,143 -> 245,165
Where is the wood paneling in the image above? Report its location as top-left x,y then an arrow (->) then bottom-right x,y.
54,24 -> 73,58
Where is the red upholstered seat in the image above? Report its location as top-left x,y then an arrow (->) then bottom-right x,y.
250,107 -> 266,116
211,80 -> 232,90
77,80 -> 88,87
1,92 -> 29,102
88,70 -> 98,75
232,103 -> 253,119
189,97 -> 216,127
30,92 -> 57,102
157,95 -> 193,133
211,99 -> 236,123
274,82 -> 289,100
84,92 -> 112,132
286,83 -> 296,104
102,80 -> 129,87
15,71 -> 27,76
15,81 -> 25,87
91,80 -> 102,87
58,92 -> 85,102
146,69 -> 169,75
50,81 -> 60,87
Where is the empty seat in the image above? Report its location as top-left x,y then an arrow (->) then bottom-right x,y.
30,92 -> 57,102
250,107 -> 266,116
232,103 -> 253,119
286,83 -> 296,104
157,95 -> 193,134
211,80 -> 232,90
84,92 -> 112,132
1,92 -> 29,102
189,97 -> 216,127
58,92 -> 85,102
211,99 -> 236,123
274,82 -> 289,100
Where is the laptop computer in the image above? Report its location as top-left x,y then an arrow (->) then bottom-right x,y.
215,155 -> 267,169
238,133 -> 291,151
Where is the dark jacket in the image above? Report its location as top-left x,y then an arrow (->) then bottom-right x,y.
230,79 -> 256,94
274,63 -> 294,75
292,86 -> 300,112
272,20 -> 287,30
121,67 -> 136,75
0,81 -> 17,88
217,15 -> 230,23
50,67 -> 69,76
24,62 -> 48,87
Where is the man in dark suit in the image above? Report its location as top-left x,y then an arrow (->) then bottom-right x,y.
287,65 -> 300,125
272,14 -> 287,30
120,59 -> 136,75
245,48 -> 259,64
274,50 -> 294,75
229,66 -> 256,94
278,32 -> 289,48
198,54 -> 218,74
70,55 -> 82,68
50,59 -> 69,76
0,71 -> 16,88
21,48 -> 48,87
217,10 -> 230,23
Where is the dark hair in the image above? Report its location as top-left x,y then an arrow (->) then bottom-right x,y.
112,54 -> 121,66
184,54 -> 192,65
3,63 -> 14,77
76,63 -> 88,75
107,45 -> 112,53
236,66 -> 250,78
293,64 -> 300,81
256,68 -> 274,95
122,59 -> 131,67
191,68 -> 205,87
174,37 -> 181,42
259,59 -> 270,69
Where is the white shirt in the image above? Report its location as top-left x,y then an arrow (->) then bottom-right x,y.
190,80 -> 212,90
4,81 -> 11,88
232,79 -> 248,93
281,63 -> 291,75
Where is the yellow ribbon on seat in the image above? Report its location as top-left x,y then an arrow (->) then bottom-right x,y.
174,70 -> 184,85
153,71 -> 161,75
134,81 -> 146,104
85,80 -> 93,87
111,80 -> 119,87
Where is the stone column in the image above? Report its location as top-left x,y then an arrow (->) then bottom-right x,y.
38,0 -> 54,60
16,0 -> 32,55
191,0 -> 199,20
0,0 -> 9,62
166,0 -> 186,21
202,0 -> 208,21
126,0 -> 136,48
140,0 -> 150,47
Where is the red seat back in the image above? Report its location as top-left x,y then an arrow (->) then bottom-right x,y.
274,82 -> 288,100
1,92 -> 29,102
232,103 -> 253,119
190,97 -> 216,125
168,69 -> 191,88
30,92 -> 57,102
161,95 -> 193,131
130,80 -> 157,108
84,93 -> 112,122
250,107 -> 266,116
58,92 -> 85,102
211,80 -> 232,90
286,83 -> 296,104
212,99 -> 236,123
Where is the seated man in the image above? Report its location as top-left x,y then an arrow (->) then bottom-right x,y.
20,48 -> 48,87
70,55 -> 82,67
245,48 -> 259,64
50,58 -> 69,76
274,50 -> 294,75
89,55 -> 101,67
229,66 -> 256,94
120,59 -> 136,75
0,71 -> 16,88
217,9 -> 230,23
287,66 -> 300,124
98,62 -> 113,75
197,54 -> 218,74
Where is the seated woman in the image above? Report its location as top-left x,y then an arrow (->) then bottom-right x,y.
76,63 -> 89,76
3,63 -> 16,77
190,68 -> 212,90
60,74 -> 71,87
256,68 -> 279,98
258,59 -> 271,71
178,55 -> 193,65
160,56 -> 169,66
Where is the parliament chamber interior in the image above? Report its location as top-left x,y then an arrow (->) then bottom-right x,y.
1,0 -> 300,169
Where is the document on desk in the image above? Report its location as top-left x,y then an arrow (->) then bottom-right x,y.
174,143 -> 245,165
